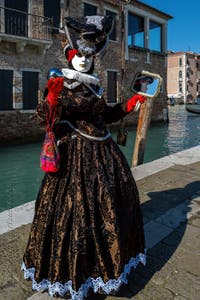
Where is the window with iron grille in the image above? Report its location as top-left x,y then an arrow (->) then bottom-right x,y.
105,10 -> 116,41
84,3 -> 97,16
107,71 -> 117,103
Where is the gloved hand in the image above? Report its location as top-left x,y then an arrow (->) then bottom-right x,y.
126,94 -> 146,113
47,77 -> 64,106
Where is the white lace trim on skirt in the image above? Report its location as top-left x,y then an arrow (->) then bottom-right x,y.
21,250 -> 146,300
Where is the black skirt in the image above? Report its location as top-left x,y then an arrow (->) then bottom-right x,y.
22,133 -> 146,299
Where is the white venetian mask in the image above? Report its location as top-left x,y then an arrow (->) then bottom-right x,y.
71,52 -> 93,73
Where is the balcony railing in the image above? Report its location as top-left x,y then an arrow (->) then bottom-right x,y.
0,6 -> 52,41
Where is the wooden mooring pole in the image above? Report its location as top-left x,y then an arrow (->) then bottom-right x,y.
132,97 -> 154,167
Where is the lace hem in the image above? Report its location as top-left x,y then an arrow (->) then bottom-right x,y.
21,250 -> 146,300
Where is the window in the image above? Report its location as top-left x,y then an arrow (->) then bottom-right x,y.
179,58 -> 182,66
179,70 -> 182,78
187,71 -> 190,79
44,0 -> 60,31
0,70 -> 13,110
22,71 -> 38,109
106,10 -> 116,41
107,71 -> 117,103
149,21 -> 162,52
128,13 -> 144,48
5,0 -> 28,37
179,83 -> 182,93
127,14 -> 165,52
84,3 -> 97,16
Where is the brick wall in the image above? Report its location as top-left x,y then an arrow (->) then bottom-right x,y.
0,0 -> 170,144
0,111 -> 44,144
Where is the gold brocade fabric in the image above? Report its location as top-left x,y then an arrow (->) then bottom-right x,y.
22,84 -> 145,298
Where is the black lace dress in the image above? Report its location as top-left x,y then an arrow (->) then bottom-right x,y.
21,82 -> 146,300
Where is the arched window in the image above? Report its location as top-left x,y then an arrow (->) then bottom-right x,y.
179,58 -> 182,67
179,70 -> 182,78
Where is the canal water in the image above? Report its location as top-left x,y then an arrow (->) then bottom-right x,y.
1,105 -> 200,212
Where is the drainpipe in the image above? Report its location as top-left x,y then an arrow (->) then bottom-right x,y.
120,0 -> 131,103
66,0 -> 70,17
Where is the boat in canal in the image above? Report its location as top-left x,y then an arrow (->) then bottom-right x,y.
186,104 -> 200,115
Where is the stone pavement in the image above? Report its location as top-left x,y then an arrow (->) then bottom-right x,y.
0,146 -> 200,300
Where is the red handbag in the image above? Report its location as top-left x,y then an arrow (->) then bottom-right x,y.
40,107 -> 60,172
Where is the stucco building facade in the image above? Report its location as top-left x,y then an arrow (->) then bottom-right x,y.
167,51 -> 200,104
0,0 -> 172,143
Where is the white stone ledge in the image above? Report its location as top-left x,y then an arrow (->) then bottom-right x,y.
0,201 -> 35,235
132,145 -> 200,181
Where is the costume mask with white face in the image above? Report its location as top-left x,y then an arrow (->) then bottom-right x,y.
71,53 -> 93,73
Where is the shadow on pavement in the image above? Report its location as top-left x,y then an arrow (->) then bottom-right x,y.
115,180 -> 200,299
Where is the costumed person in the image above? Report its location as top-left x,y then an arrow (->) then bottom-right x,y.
21,15 -> 147,300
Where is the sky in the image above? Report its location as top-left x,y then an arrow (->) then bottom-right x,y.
140,0 -> 200,53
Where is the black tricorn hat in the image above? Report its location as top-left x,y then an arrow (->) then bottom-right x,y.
63,15 -> 114,56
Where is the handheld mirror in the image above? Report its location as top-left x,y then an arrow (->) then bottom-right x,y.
130,70 -> 163,111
